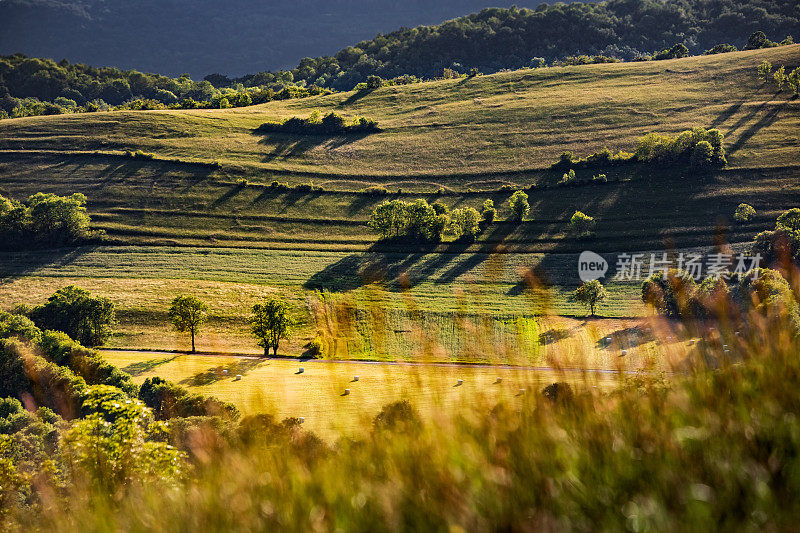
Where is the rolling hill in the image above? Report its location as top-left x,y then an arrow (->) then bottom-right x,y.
0,45 -> 798,357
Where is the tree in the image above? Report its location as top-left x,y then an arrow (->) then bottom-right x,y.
480,199 -> 496,224
167,295 -> 208,353
734,203 -> 756,223
569,211 -> 595,238
570,280 -> 607,316
29,286 -> 115,347
449,207 -> 481,241
690,140 -> 714,168
757,60 -> 773,83
508,191 -> 529,222
250,298 -> 291,357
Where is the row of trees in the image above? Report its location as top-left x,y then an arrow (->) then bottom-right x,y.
255,111 -> 380,135
557,128 -> 727,171
168,295 -> 290,357
757,61 -> 800,95
367,195 -> 531,242
0,192 -> 95,249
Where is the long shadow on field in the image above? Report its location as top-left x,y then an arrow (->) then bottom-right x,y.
121,355 -> 179,376
179,359 -> 267,386
0,246 -> 96,280
254,130 -> 370,163
595,325 -> 654,350
727,97 -> 793,155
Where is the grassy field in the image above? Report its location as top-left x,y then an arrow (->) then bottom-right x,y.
100,344 -> 686,438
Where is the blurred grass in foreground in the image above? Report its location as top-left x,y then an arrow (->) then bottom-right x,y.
2,265 -> 800,531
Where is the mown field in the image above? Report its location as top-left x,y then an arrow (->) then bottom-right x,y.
100,342 -> 688,438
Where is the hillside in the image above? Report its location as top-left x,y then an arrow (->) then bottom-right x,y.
1,46 -> 799,356
0,45 -> 798,254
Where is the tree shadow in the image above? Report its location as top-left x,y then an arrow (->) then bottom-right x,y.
179,359 -> 267,386
727,98 -> 792,155
211,182 -> 247,208
338,90 -> 373,107
595,325 -> 654,350
0,245 -> 96,280
121,355 -> 179,376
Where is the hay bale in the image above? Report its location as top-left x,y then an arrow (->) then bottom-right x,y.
353,376 -> 359,382
343,389 -> 350,395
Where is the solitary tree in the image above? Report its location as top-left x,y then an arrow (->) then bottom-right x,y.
570,280 -> 608,316
168,295 -> 208,353
250,298 -> 291,357
508,190 -> 530,222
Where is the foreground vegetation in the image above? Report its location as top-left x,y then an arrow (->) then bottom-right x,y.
1,275 -> 800,529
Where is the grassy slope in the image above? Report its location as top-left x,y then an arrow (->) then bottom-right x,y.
1,46 -> 798,175
0,46 -> 797,359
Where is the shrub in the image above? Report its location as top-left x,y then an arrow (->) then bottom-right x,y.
757,60 -> 773,83
507,191 -> 530,222
368,199 -> 448,242
559,169 -> 577,186
653,43 -> 689,60
591,173 -> 608,183
734,203 -> 756,223
256,112 -> 380,135
704,44 -> 738,55
362,186 -> 390,196
306,337 -> 324,358
569,211 -> 595,238
480,199 -> 497,226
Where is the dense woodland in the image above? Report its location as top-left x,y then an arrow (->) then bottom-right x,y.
229,0 -> 799,90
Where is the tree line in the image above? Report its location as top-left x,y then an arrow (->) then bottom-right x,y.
0,192 -> 97,249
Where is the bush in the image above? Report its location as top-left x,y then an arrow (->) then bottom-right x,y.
256,112 -> 380,135
361,185 -> 390,196
559,169 -> 577,186
734,203 -> 756,223
29,286 -> 115,347
507,191 -> 530,222
306,337 -> 324,358
704,44 -> 738,55
0,192 -> 94,250
480,199 -> 496,226
449,207 -> 481,241
569,211 -> 596,238
139,376 -> 237,420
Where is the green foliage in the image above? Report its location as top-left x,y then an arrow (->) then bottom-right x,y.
653,43 -> 689,60
480,199 -> 496,226
634,127 -> 726,168
449,207 -> 481,241
139,376 -> 237,420
570,280 -> 608,316
167,295 -> 208,353
0,311 -> 41,344
704,44 -> 738,55
29,286 -> 115,347
569,211 -> 595,238
0,192 -> 94,250
753,208 -> 800,265
507,191 -> 529,222
368,199 -> 448,242
250,298 -> 291,357
559,169 -> 577,186
734,203 -> 756,223
773,65 -> 787,91
256,112 -> 380,135
757,60 -> 773,82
